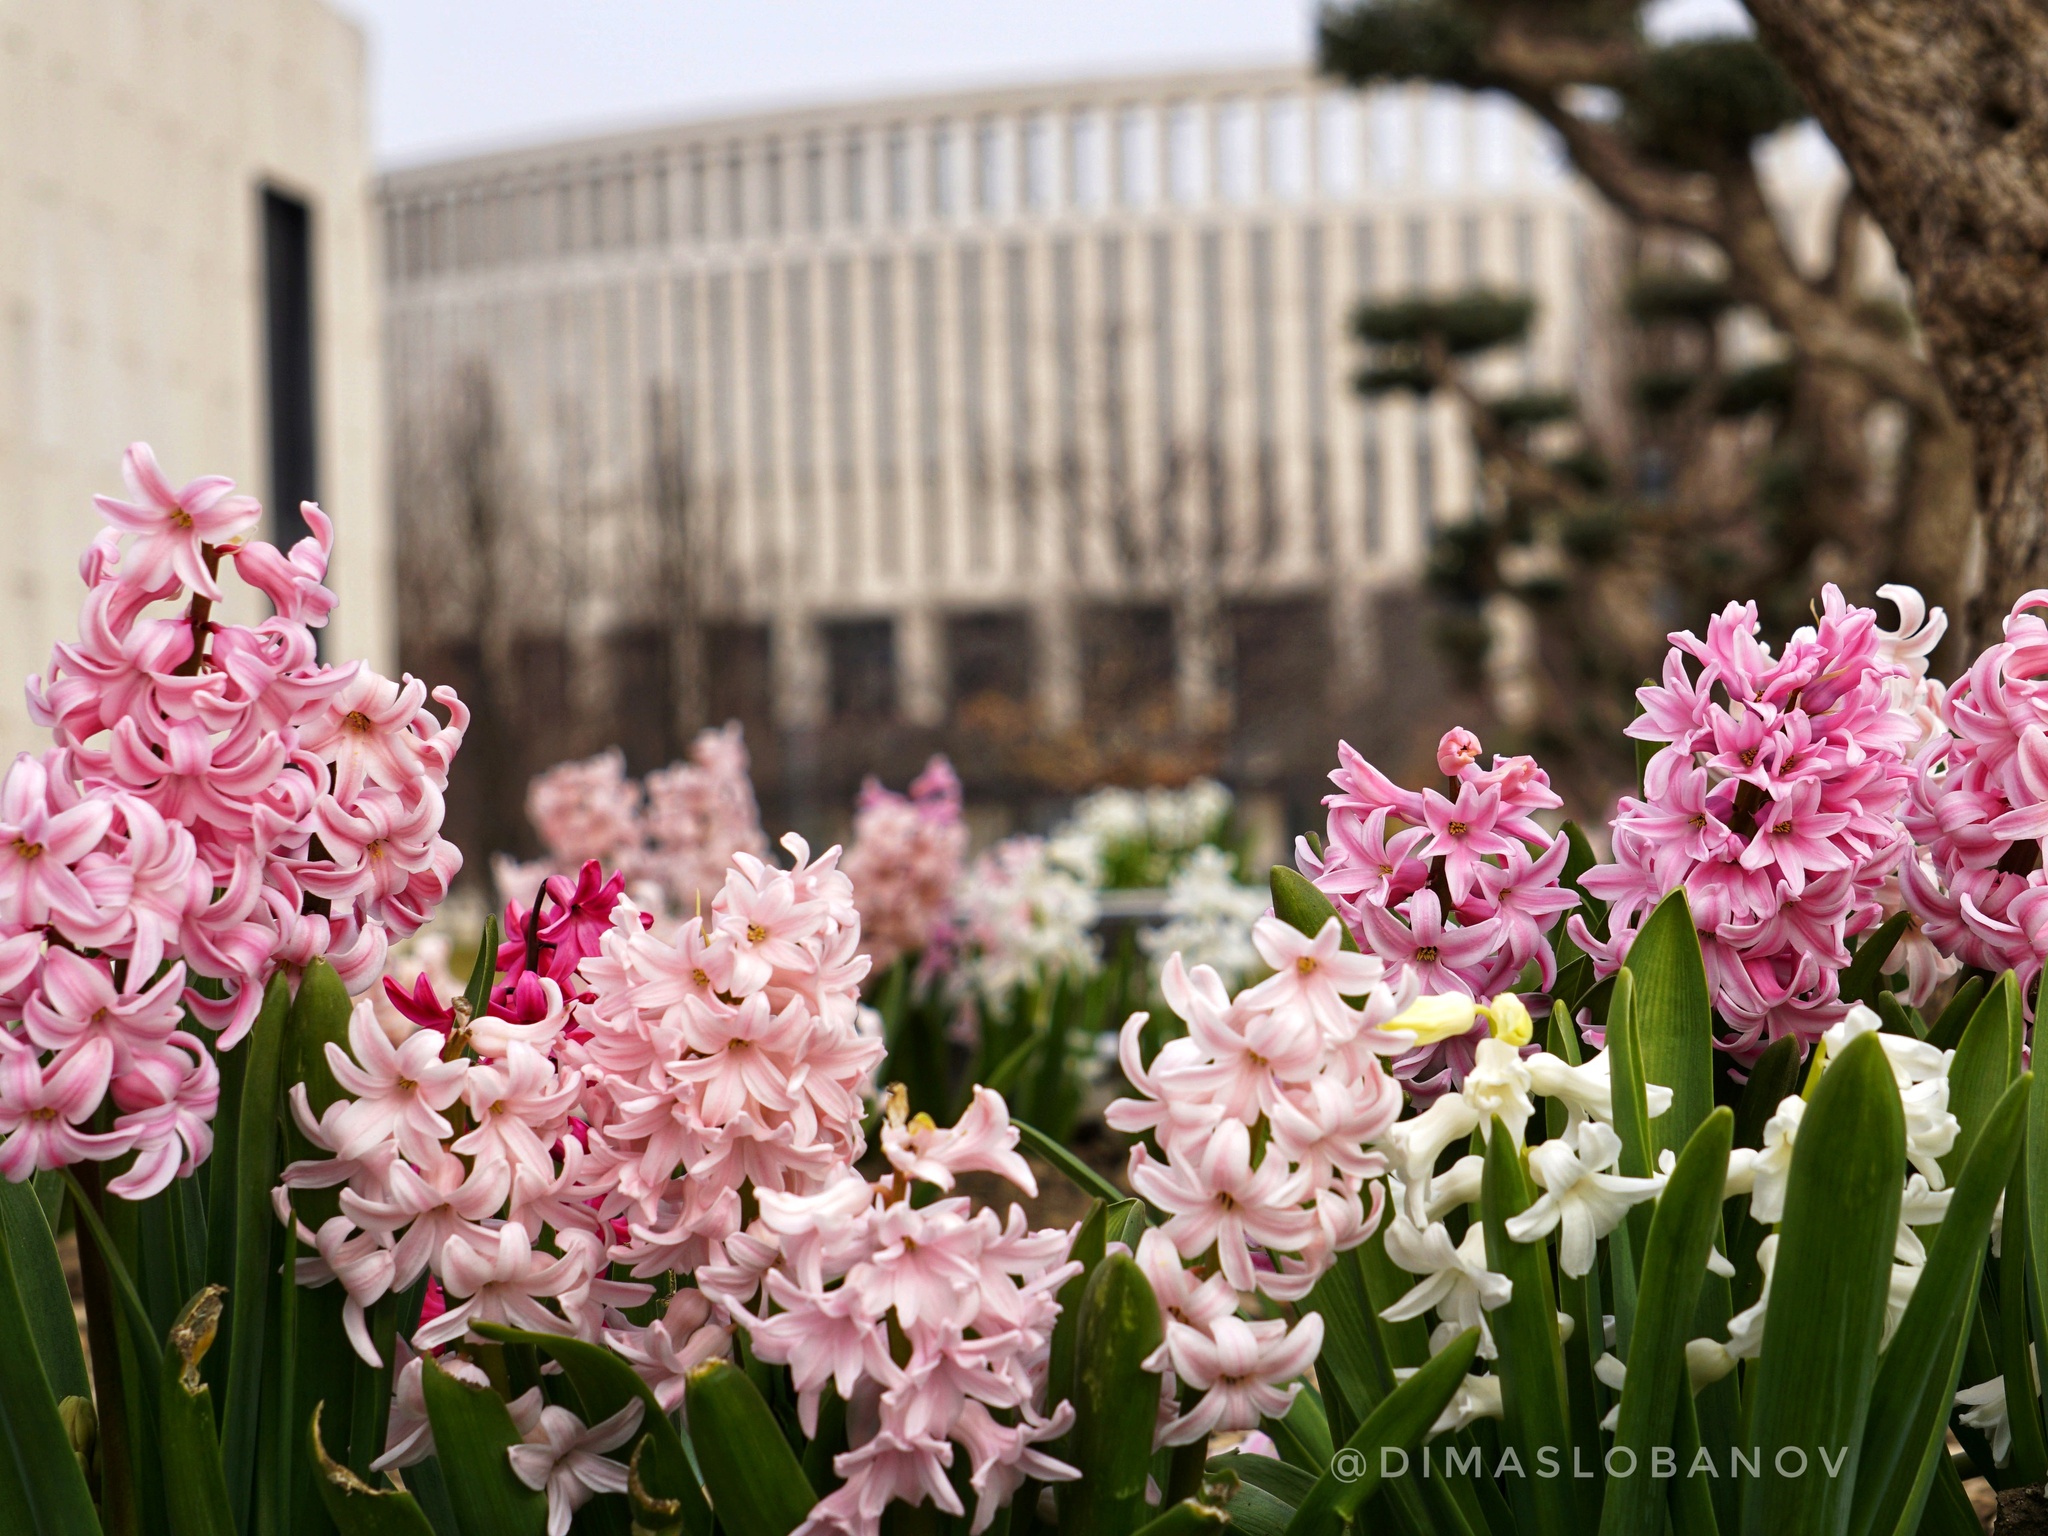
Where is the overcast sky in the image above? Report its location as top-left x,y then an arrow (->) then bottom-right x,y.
334,0 -> 1754,167
334,1 -> 1319,165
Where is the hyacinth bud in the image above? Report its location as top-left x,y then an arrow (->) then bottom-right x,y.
1437,726 -> 1484,776
1387,994 -> 1483,1047
1481,992 -> 1533,1046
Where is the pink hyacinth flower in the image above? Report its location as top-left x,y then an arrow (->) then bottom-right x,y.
90,443 -> 260,602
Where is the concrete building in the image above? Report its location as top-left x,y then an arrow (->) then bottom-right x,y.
0,0 -> 392,758
379,69 -> 1618,845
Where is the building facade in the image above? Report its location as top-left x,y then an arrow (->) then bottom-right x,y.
0,0 -> 391,757
380,68 -> 1619,847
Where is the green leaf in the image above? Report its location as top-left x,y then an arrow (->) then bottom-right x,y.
1205,1454 -> 1316,1506
1059,1251 -> 1167,1536
1132,1496 -> 1233,1536
0,1176 -> 100,1536
1599,1108 -> 1733,1536
1924,975 -> 1988,1052
1305,1248 -> 1395,1420
1268,866 -> 1358,950
1732,1035 -> 1801,1152
161,1287 -> 238,1536
1849,1072 -> 2028,1536
59,1168 -> 162,1373
1213,1479 -> 1294,1536
1015,1117 -> 1123,1205
1282,1327 -> 1481,1536
627,1437 -> 688,1536
1106,1197 -> 1149,1249
1480,1126 -> 1578,1536
465,913 -> 502,1023
1621,891 -> 1714,1158
473,1323 -> 710,1536
1605,970 -> 1655,1182
1999,1144 -> 2048,1481
1941,973 -> 2021,1185
219,971 -> 292,1528
0,1172 -> 89,1402
1875,992 -> 1925,1040
1739,1030 -> 1905,1536
683,1361 -> 815,1536
1560,820 -> 1608,937
417,1352 -> 547,1536
1920,1448 -> 1993,1535
1839,912 -> 1911,1011
310,1402 -> 437,1536
1264,1389 -> 1333,1473
1046,1199 -> 1109,1455
2027,1038 -> 2048,1487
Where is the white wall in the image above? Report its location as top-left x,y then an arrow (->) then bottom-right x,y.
0,0 -> 389,756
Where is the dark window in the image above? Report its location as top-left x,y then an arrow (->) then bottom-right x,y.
608,626 -> 675,774
1228,597 -> 1327,744
261,187 -> 317,555
1081,604 -> 1174,726
947,611 -> 1032,715
704,622 -> 775,744
510,633 -> 574,783
825,619 -> 897,720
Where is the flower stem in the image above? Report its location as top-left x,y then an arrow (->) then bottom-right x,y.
68,1163 -> 139,1536
61,1170 -> 163,1374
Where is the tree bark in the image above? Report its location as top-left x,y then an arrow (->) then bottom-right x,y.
1744,0 -> 2048,640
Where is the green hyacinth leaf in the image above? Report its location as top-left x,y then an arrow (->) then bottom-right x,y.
1059,1250 -> 1168,1536
1482,1124 -> 1579,1536
1269,866 -> 1358,951
683,1360 -> 816,1536
417,1351 -> 547,1536
0,1169 -> 90,1403
473,1322 -> 711,1536
161,1286 -> 237,1536
1848,1072 -> 2028,1536
1598,1109 -> 1732,1536
1281,1326 -> 1480,1536
1940,972 -> 2020,1186
0,1184 -> 99,1536
1619,890 -> 1713,1159
310,1402 -> 437,1536
1739,1030 -> 1904,1536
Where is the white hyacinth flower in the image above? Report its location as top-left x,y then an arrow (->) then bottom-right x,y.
1746,1097 -> 1806,1225
1461,1036 -> 1537,1146
1505,1120 -> 1665,1278
1381,1216 -> 1514,1358
1391,1368 -> 1505,1439
1525,1048 -> 1674,1132
1382,1095 -> 1483,1226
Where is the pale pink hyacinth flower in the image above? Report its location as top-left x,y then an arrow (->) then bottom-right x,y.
90,442 -> 260,602
1155,1313 -> 1326,1444
841,755 -> 968,972
1437,726 -> 1484,776
1108,929 -> 1411,1440
508,1399 -> 645,1536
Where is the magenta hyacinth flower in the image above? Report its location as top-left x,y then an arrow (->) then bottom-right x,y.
1298,727 -> 1573,1094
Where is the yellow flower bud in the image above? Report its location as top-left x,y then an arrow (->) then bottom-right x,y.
1386,994 -> 1480,1046
1481,992 -> 1533,1047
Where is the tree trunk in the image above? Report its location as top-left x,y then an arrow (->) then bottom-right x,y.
1893,403 -> 1979,671
1744,0 -> 2048,642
